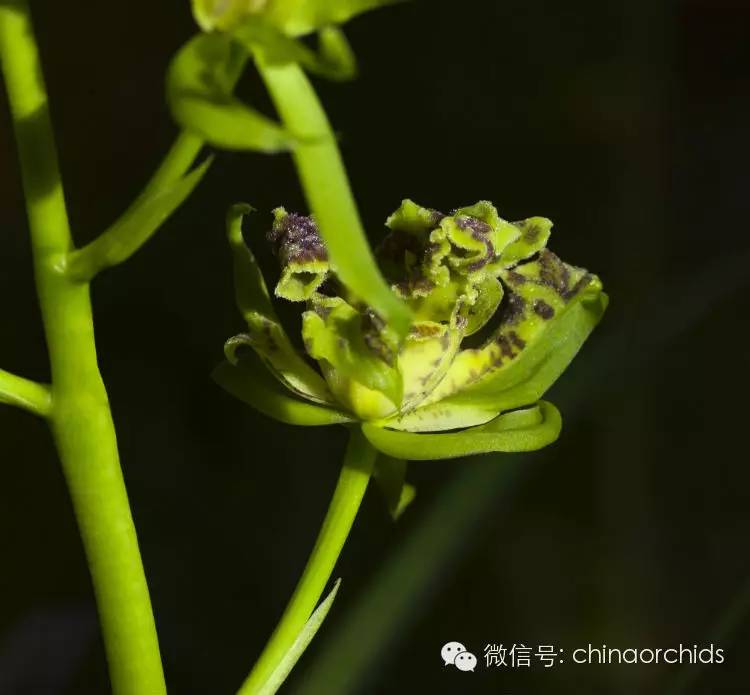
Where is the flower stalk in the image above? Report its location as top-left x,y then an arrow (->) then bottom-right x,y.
238,428 -> 377,695
255,57 -> 412,338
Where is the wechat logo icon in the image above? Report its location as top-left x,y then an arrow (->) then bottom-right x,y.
441,641 -> 477,672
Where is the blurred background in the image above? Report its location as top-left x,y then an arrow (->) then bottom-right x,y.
1,1 -> 749,693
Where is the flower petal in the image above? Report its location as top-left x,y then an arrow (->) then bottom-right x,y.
497,216 -> 552,267
377,400 -> 501,432
226,204 -> 334,404
213,355 -> 354,426
362,401 -> 562,460
426,202 -> 520,281
398,322 -> 461,412
424,250 -> 607,411
302,295 -> 402,418
463,276 -> 503,336
268,207 -> 330,301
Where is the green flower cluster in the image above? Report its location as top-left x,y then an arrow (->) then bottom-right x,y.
215,201 -> 607,467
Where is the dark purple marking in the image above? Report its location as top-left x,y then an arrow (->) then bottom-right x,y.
496,292 -> 526,326
268,212 -> 328,266
456,216 -> 491,236
533,299 -> 555,319
496,334 -> 514,358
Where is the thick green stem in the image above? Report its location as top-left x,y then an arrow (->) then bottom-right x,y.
0,4 -> 166,694
238,428 -> 376,695
256,59 -> 412,338
0,368 -> 51,417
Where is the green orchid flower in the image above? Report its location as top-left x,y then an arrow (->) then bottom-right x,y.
214,201 -> 606,515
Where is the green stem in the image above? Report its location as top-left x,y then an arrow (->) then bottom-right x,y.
0,4 -> 166,694
238,428 -> 376,695
66,131 -> 206,281
0,367 -> 51,417
145,130 -> 204,191
256,59 -> 412,338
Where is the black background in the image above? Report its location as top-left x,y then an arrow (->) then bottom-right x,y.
1,1 -> 750,693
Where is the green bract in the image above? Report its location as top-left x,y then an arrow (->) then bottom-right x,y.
214,200 -> 607,476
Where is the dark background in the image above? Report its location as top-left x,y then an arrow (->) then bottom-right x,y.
1,1 -> 750,693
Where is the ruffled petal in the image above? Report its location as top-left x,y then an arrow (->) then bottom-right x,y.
268,207 -> 330,301
423,250 -> 607,411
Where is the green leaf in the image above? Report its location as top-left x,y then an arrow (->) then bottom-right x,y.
372,456 -> 416,520
67,157 -> 212,281
302,295 -> 402,418
226,204 -> 335,404
167,33 -> 293,152
255,579 -> 342,695
424,251 -> 608,411
234,20 -> 357,81
213,356 -> 353,426
362,401 -> 562,460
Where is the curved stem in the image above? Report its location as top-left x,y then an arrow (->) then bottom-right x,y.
238,428 -> 376,695
145,130 -> 205,191
255,58 -> 412,339
0,368 -> 51,417
0,4 -> 166,694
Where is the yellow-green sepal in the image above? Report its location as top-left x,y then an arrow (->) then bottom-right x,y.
377,399 -> 501,432
213,354 -> 354,426
398,321 -> 461,412
226,205 -> 334,404
302,296 -> 403,419
362,401 -> 562,460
